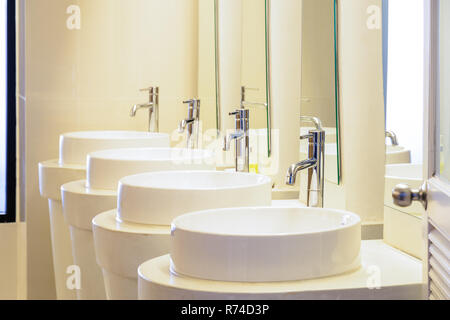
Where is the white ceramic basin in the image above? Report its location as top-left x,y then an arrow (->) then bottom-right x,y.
170,207 -> 361,282
118,171 -> 272,225
384,164 -> 424,216
386,145 -> 411,164
87,148 -> 215,190
59,131 -> 170,165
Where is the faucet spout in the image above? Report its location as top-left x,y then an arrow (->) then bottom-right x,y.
286,158 -> 317,185
286,128 -> 325,207
223,131 -> 244,151
178,118 -> 195,133
385,130 -> 399,146
130,103 -> 153,117
179,99 -> 201,149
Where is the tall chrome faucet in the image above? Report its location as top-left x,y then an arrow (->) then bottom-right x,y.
130,87 -> 159,132
385,130 -> 399,146
286,116 -> 325,207
223,108 -> 250,172
178,99 -> 201,149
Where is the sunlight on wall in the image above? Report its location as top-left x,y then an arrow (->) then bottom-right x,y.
386,0 -> 424,164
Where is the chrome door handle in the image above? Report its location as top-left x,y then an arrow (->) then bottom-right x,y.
392,182 -> 428,210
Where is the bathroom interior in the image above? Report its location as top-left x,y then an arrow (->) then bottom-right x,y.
0,0 -> 448,301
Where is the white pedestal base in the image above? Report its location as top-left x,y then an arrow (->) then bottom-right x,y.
92,210 -> 171,300
61,180 -> 117,300
138,240 -> 424,300
69,226 -> 106,300
48,199 -> 77,300
38,160 -> 85,300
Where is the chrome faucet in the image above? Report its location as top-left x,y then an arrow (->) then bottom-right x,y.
240,86 -> 267,109
286,120 -> 325,207
223,108 -> 250,172
385,130 -> 399,146
178,99 -> 201,149
130,87 -> 159,132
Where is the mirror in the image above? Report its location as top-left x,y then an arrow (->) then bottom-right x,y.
214,0 -> 340,182
240,0 -> 269,125
171,0 -> 220,149
214,0 -> 270,170
299,0 -> 340,185
240,0 -> 271,170
382,0 -> 425,218
198,0 -> 220,134
214,0 -> 270,172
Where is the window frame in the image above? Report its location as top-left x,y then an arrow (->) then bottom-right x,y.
1,0 -> 16,223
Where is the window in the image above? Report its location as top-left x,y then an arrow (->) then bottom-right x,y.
0,0 -> 15,223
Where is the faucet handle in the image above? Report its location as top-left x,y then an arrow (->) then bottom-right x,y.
183,98 -> 201,104
183,99 -> 201,110
229,109 -> 249,119
300,134 -> 314,140
140,87 -> 159,105
241,86 -> 259,97
140,87 -> 159,95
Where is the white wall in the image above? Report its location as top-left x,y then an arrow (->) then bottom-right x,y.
386,0 -> 424,164
19,0 -> 202,299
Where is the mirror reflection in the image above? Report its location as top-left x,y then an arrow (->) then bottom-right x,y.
299,0 -> 340,186
215,0 -> 341,186
383,0 -> 425,221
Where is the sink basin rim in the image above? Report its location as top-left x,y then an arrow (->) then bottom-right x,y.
119,171 -> 273,192
88,147 -> 214,162
171,206 -> 361,238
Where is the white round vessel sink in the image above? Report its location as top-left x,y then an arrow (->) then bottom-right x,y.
118,171 -> 272,225
87,148 -> 215,190
386,145 -> 411,164
170,207 -> 361,282
59,131 -> 170,165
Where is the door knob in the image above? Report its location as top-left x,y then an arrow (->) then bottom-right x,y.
392,182 -> 428,210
